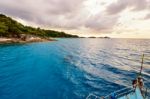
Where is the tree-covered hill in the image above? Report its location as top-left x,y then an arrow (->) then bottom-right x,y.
0,14 -> 78,38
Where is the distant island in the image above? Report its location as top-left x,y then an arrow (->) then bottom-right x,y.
88,36 -> 97,38
98,36 -> 110,39
0,14 -> 78,43
88,36 -> 110,39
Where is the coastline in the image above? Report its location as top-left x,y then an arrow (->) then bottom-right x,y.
0,37 -> 55,44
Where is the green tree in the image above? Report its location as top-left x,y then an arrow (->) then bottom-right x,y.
0,22 -> 8,36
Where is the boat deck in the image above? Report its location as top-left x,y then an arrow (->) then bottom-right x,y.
86,86 -> 148,99
118,87 -> 143,99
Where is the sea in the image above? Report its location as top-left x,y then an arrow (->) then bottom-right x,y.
0,38 -> 150,99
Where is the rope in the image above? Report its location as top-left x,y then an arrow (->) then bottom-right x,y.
140,54 -> 144,76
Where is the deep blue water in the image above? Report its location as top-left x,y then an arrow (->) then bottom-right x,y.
0,38 -> 150,99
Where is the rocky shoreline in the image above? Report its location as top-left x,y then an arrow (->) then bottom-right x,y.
0,37 -> 55,44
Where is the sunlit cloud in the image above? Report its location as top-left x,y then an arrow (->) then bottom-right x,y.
0,0 -> 150,38
144,13 -> 150,20
106,0 -> 148,15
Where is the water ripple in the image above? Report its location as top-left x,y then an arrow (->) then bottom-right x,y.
0,38 -> 150,99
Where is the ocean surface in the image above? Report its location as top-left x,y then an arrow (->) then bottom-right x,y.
0,38 -> 150,99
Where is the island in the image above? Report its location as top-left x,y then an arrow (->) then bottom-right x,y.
87,36 -> 110,39
88,36 -> 97,38
0,14 -> 79,43
98,36 -> 110,39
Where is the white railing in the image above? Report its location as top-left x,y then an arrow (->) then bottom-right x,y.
86,86 -> 149,99
86,87 -> 134,99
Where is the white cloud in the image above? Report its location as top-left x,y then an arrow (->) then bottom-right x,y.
0,0 -> 150,37
144,13 -> 150,20
106,0 -> 149,15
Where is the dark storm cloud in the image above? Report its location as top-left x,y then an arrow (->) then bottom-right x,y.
106,0 -> 149,15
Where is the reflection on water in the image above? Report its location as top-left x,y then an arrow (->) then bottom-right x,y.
0,38 -> 150,99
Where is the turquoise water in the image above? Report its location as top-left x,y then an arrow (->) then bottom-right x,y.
0,38 -> 150,99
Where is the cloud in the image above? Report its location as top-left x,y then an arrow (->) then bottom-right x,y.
144,13 -> 150,20
84,14 -> 119,33
0,0 -> 86,28
0,0 -> 149,36
0,0 -> 85,16
0,0 -> 119,33
106,0 -> 149,15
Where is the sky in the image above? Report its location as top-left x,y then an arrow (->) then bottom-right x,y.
0,0 -> 150,38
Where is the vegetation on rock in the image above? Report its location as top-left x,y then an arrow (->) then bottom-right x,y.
0,14 -> 78,38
